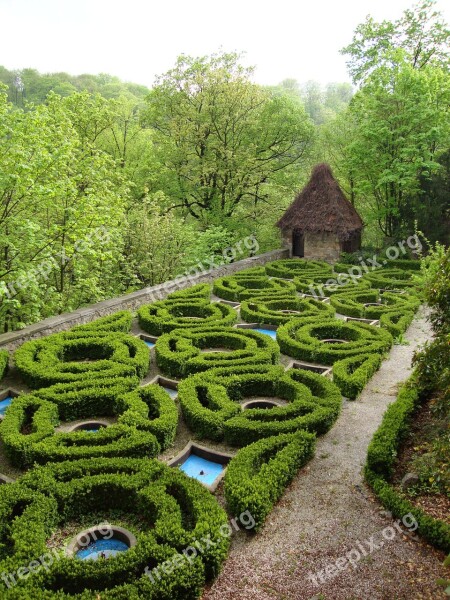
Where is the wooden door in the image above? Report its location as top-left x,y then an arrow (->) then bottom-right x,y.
292,231 -> 304,257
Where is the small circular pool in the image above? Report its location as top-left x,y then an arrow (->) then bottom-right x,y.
321,339 -> 348,344
68,525 -> 136,561
243,400 -> 279,410
71,421 -> 108,433
77,537 -> 129,560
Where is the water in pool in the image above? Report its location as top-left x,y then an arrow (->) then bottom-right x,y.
163,386 -> 178,398
254,328 -> 277,339
144,341 -> 155,348
77,537 -> 129,560
0,397 -> 13,417
180,455 -> 224,486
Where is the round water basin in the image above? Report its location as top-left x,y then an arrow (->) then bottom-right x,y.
321,339 -> 348,344
364,302 -> 383,307
68,525 -> 136,561
242,399 -> 280,410
71,421 -> 108,433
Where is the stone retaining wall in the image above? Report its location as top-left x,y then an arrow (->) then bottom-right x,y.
0,249 -> 288,351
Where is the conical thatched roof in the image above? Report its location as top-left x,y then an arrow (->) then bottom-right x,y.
277,163 -> 363,241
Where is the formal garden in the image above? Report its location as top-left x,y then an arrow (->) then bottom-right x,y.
0,250 -> 448,599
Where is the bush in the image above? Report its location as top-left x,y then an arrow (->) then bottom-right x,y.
177,365 -> 341,444
224,431 -> 316,531
239,296 -> 335,326
365,378 -> 450,553
332,354 -> 382,399
166,283 -> 212,303
362,268 -> 416,290
72,311 -> 133,333
379,310 -> 415,336
212,275 -> 296,302
155,327 -> 280,379
14,330 -> 150,388
264,259 -> 332,279
0,349 -> 8,380
0,458 -> 230,597
138,300 -> 237,336
385,259 -> 421,270
277,318 -> 393,365
330,289 -> 419,320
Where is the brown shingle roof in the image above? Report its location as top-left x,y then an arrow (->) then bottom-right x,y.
277,163 -> 363,241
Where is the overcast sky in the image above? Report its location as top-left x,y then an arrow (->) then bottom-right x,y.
1,0 -> 449,88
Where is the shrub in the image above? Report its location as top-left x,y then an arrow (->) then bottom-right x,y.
72,311 -> 133,333
330,289 -> 419,320
14,331 -> 150,388
365,378 -> 450,552
277,318 -> 393,365
264,259 -> 332,279
212,275 -> 296,302
177,365 -> 341,444
332,354 -> 382,399
166,283 -> 212,303
239,296 -> 335,326
379,310 -> 415,336
224,431 -> 316,531
155,327 -> 280,379
138,300 -> 237,336
385,258 -> 421,270
362,268 -> 416,290
0,349 -> 8,380
0,458 -> 229,597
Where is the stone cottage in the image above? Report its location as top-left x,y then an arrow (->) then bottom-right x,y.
276,163 -> 363,262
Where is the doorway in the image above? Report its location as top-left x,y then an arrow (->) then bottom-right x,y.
292,231 -> 304,257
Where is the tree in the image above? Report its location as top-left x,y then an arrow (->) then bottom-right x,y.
341,0 -> 450,84
144,52 -> 314,224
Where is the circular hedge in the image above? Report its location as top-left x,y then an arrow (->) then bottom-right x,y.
362,268 -> 416,290
155,327 -> 280,379
212,275 -> 296,302
0,458 -> 229,598
264,259 -> 332,279
14,330 -> 150,388
295,275 -> 372,297
0,382 -> 178,467
277,318 -> 393,364
240,296 -> 335,326
138,300 -> 237,336
330,290 -> 420,319
178,364 -> 342,445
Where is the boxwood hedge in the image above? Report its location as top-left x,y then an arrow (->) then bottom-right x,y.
332,353 -> 382,399
365,379 -> 450,552
264,259 -> 332,279
155,327 -> 280,378
177,365 -> 341,445
379,310 -> 416,336
277,318 -> 393,365
330,290 -> 419,320
0,349 -> 8,380
362,268 -> 416,290
239,296 -> 335,326
212,275 -> 296,302
224,431 -> 316,531
138,300 -> 237,336
0,458 -> 230,598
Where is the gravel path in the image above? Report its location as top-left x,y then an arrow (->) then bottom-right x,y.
203,308 -> 448,600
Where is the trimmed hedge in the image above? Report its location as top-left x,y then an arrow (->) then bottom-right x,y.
362,268 -> 416,290
72,310 -> 133,333
264,259 -> 332,279
138,300 -> 237,336
166,283 -> 212,302
332,353 -> 382,399
385,258 -> 421,271
330,289 -> 419,319
365,379 -> 450,552
0,349 -> 8,380
213,275 -> 296,302
0,380 -> 180,466
379,310 -> 415,336
224,431 -> 316,531
14,330 -> 150,388
0,458 -> 230,598
277,318 -> 393,365
294,275 -> 372,297
155,327 -> 280,379
177,365 -> 342,445
239,295 -> 335,326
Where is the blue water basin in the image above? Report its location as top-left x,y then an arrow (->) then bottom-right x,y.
180,455 -> 224,486
162,386 -> 178,398
254,328 -> 277,339
0,397 -> 13,417
144,341 -> 155,348
76,537 -> 129,561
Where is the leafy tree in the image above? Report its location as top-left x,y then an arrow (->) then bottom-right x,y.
144,52 -> 314,224
341,0 -> 450,84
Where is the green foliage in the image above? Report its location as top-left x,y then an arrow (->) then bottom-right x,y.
332,354 -> 382,399
0,458 -> 229,597
177,365 -> 341,444
0,349 -> 8,380
264,259 -> 332,279
224,431 -> 316,531
240,295 -> 335,326
213,275 -> 296,302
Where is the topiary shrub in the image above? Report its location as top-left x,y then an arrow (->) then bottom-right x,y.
0,457 -> 230,597
72,311 -> 133,333
0,349 -> 8,381
277,318 -> 393,365
155,327 -> 280,379
212,275 -> 296,302
239,296 -> 335,326
379,310 -> 415,336
166,283 -> 212,303
138,300 -> 237,336
329,289 -> 419,319
362,268 -> 416,290
224,431 -> 316,531
177,365 -> 341,445
264,259 -> 332,279
332,353 -> 382,399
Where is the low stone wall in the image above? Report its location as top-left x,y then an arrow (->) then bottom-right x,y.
0,249 -> 288,351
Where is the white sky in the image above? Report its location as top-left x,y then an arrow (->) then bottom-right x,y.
0,0 -> 449,87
